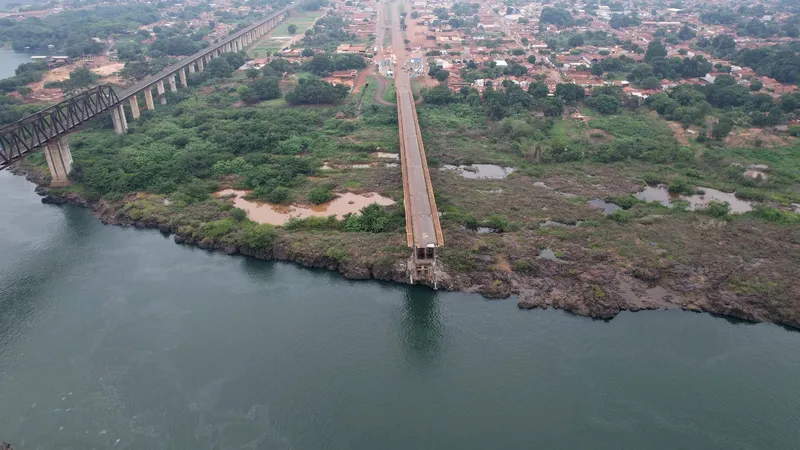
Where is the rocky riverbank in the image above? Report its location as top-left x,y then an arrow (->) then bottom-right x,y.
9,163 -> 799,330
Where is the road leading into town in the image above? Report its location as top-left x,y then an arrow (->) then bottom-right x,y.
388,0 -> 443,248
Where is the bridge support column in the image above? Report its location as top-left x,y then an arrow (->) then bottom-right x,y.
168,74 -> 177,93
157,80 -> 166,105
111,104 -> 127,134
179,67 -> 188,88
188,63 -> 195,74
129,96 -> 140,119
144,87 -> 155,111
119,104 -> 128,131
197,57 -> 204,71
111,105 -> 123,134
44,137 -> 72,186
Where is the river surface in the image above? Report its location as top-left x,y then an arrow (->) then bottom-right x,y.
0,49 -> 34,79
1,171 -> 800,449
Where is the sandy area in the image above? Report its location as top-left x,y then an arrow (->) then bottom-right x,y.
91,63 -> 125,76
20,56 -> 127,104
666,120 -> 691,145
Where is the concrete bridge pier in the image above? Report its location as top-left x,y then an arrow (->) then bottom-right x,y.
129,96 -> 141,119
44,137 -> 73,186
188,63 -> 195,74
111,104 -> 127,134
197,57 -> 204,71
157,80 -> 166,105
179,67 -> 188,88
168,74 -> 177,93
144,87 -> 155,111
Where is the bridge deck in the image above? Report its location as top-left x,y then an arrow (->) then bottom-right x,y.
390,2 -> 443,249
396,88 -> 443,247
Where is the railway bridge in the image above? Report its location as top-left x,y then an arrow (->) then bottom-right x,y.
0,6 -> 290,183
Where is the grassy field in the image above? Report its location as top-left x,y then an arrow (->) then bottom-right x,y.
382,80 -> 396,103
247,9 -> 324,57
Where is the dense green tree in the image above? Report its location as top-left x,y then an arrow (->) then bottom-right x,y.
288,24 -> 298,34
678,25 -> 696,41
714,74 -> 736,87
645,39 -> 667,63
539,7 -> 573,27
528,82 -> 549,99
422,85 -> 455,104
150,36 -> 204,56
285,78 -> 349,105
238,85 -> 257,103
61,67 -> 98,96
534,96 -> 564,117
640,76 -> 661,89
207,58 -> 234,79
555,83 -> 585,104
434,70 -> 450,82
711,117 -> 733,140
610,14 -> 641,29
567,34 -> 585,47
587,94 -> 621,114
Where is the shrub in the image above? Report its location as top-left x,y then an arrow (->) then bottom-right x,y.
307,185 -> 335,204
605,194 -> 641,209
484,214 -> 510,231
325,246 -> 349,262
231,208 -> 247,221
703,200 -> 730,218
668,178 -> 694,195
642,172 -> 663,186
240,223 -> 278,250
747,205 -> 800,224
608,210 -> 635,223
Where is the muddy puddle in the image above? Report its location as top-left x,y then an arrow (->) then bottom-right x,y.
441,164 -> 515,179
321,162 -> 373,170
541,220 -> 583,228
636,185 -> 752,213
587,199 -> 622,215
372,152 -> 399,160
216,189 -> 395,225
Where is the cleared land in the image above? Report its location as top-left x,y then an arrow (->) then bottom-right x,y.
247,9 -> 324,57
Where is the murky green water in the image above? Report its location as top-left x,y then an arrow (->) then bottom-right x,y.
1,171 -> 799,449
0,49 -> 34,79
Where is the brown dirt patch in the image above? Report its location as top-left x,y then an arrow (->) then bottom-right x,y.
495,255 -> 512,273
91,63 -> 125,77
725,128 -> 794,148
666,120 -> 691,145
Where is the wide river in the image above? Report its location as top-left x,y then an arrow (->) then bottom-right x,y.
0,171 -> 799,449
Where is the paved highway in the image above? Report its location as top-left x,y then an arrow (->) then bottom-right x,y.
388,0 -> 441,248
